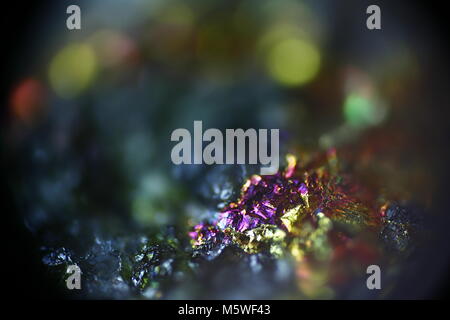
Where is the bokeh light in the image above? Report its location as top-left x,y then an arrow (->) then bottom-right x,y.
344,93 -> 387,128
49,43 -> 97,98
266,38 -> 320,86
10,78 -> 46,123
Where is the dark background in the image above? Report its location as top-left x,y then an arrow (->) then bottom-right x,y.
2,0 -> 450,299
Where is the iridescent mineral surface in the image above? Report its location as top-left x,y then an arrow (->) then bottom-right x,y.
189,150 -> 381,259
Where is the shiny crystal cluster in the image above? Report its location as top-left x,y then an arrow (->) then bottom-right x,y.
189,149 -> 382,256
189,154 -> 313,247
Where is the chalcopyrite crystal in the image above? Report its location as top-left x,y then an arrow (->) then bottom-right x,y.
189,150 -> 380,255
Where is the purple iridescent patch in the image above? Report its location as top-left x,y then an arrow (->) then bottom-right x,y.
190,160 -> 309,244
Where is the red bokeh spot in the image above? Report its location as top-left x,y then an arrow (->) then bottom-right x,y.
10,78 -> 46,123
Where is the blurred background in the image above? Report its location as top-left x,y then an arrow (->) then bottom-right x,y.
2,0 -> 450,299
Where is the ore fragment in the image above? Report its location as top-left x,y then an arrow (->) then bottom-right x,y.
380,203 -> 423,252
